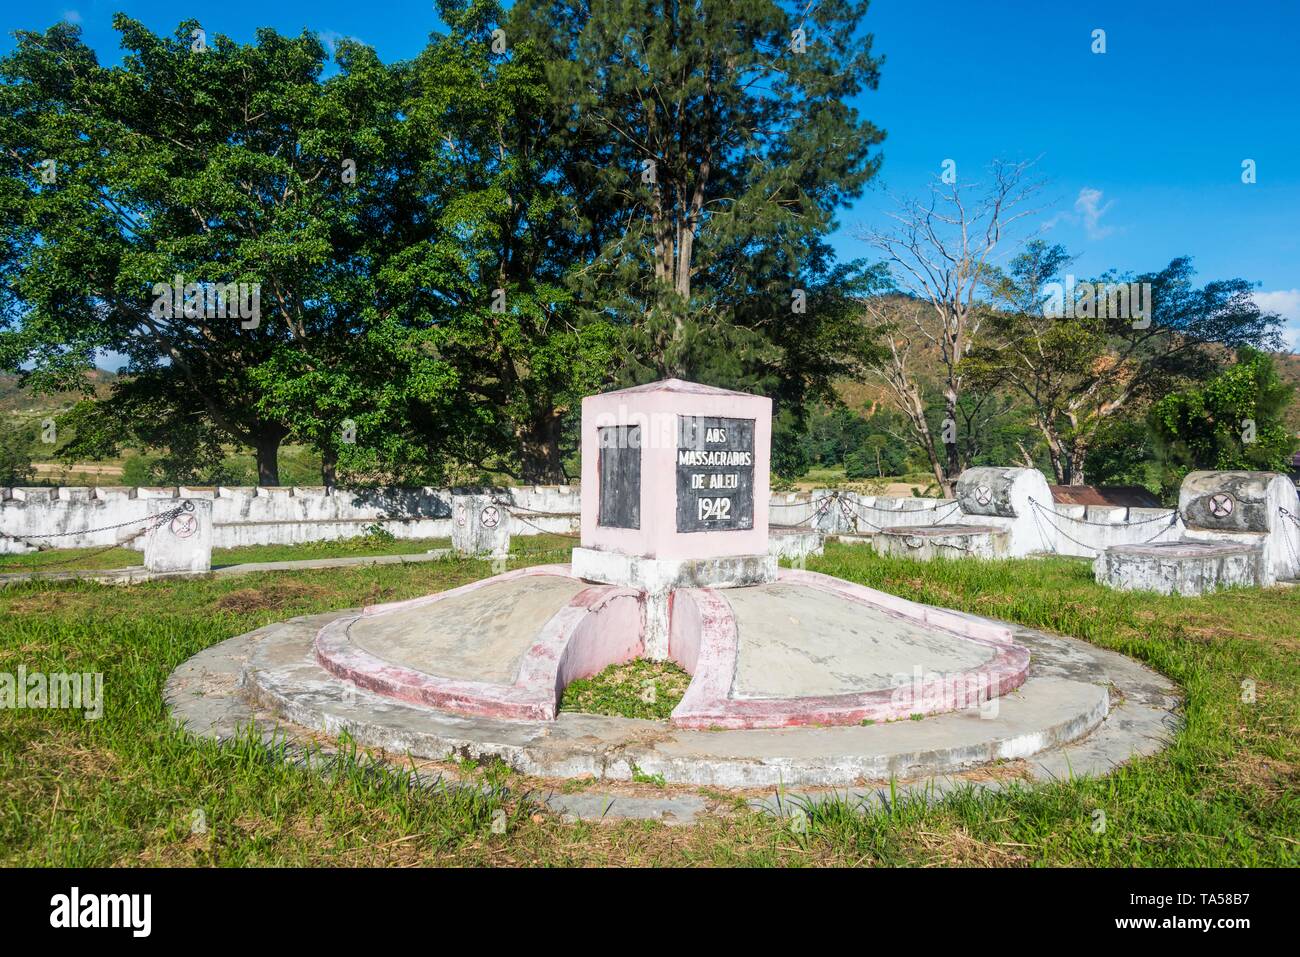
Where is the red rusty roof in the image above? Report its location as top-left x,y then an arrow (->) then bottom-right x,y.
1049,485 -> 1162,507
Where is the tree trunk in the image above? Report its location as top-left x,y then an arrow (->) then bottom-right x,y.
1066,444 -> 1088,486
321,448 -> 338,491
519,414 -> 566,485
253,431 -> 283,487
943,389 -> 962,485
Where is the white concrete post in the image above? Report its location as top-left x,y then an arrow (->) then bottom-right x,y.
142,499 -> 212,574
451,493 -> 511,559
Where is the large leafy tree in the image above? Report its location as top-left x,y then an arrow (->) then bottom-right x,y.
968,241 -> 1284,485
0,18 -> 456,486
373,0 -> 620,484
515,0 -> 886,409
1149,348 -> 1297,497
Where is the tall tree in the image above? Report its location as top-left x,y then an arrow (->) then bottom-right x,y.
0,18 -> 448,485
969,241 -> 1284,485
1149,347 -> 1297,497
857,160 -> 1043,495
516,0 -> 886,403
369,0 -> 620,484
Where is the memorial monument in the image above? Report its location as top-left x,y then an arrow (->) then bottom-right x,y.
571,379 -> 776,658
171,379 -> 1168,796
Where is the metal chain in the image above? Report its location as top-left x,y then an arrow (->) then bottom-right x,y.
1028,497 -> 1180,553
773,494 -> 836,529
0,501 -> 192,552
839,496 -> 886,531
488,499 -> 580,537
839,495 -> 956,513
1277,508 -> 1300,573
489,497 -> 580,518
0,501 -> 192,571
1028,496 -> 1178,527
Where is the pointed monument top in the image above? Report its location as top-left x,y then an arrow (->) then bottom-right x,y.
600,377 -> 758,399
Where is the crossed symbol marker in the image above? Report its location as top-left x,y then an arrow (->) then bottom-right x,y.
975,485 -> 993,506
170,513 -> 198,539
480,505 -> 500,529
1208,493 -> 1235,518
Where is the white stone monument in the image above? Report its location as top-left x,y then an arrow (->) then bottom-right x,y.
142,499 -> 212,574
570,378 -> 775,659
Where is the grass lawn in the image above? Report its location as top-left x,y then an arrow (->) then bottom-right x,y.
0,535 -> 452,574
1,541 -> 1296,866
559,659 -> 692,720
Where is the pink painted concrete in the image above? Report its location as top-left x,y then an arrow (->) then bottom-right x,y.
312,561 -> 1027,731
314,567 -> 643,721
667,589 -> 702,675
668,570 -> 1030,730
581,378 -> 771,560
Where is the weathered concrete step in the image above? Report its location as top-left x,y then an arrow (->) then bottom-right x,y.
238,612 -> 1108,787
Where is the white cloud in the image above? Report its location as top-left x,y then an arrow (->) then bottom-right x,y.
1254,289 -> 1300,351
1074,187 -> 1115,240
62,10 -> 82,24
316,30 -> 365,57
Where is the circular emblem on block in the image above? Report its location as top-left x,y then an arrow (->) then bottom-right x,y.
169,513 -> 198,539
480,505 -> 500,529
975,485 -> 993,506
1208,493 -> 1235,518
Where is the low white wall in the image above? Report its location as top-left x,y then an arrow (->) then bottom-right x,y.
766,488 -> 1182,557
0,485 -> 580,554
1034,504 -> 1182,558
5,478 -> 1287,567
768,491 -> 957,535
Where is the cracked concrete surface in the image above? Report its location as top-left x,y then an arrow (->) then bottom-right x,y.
165,601 -> 1180,822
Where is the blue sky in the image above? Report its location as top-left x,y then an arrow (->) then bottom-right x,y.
5,0 -> 1299,349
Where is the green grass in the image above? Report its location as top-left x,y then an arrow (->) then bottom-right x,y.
0,540 -> 1296,866
211,535 -> 450,566
559,659 -> 692,720
0,535 -> 452,574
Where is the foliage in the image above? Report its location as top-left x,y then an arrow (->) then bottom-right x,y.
969,242 -> 1284,485
520,0 -> 889,418
0,417 -> 35,485
1149,348 -> 1298,498
2,543 -> 1298,865
0,18 -> 436,485
558,658 -> 692,721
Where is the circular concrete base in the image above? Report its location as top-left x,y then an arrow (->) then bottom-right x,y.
308,566 -> 1029,729
165,577 -> 1179,800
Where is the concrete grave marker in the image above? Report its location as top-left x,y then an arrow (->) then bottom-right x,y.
142,498 -> 212,574
572,378 -> 775,658
451,492 -> 511,558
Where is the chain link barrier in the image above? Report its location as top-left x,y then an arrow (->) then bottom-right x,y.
0,500 -> 194,571
1027,496 -> 1181,554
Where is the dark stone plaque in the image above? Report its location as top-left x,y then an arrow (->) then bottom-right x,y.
676,416 -> 755,533
597,425 -> 640,529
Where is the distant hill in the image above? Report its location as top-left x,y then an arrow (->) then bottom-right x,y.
0,369 -> 116,418
829,334 -> 1300,435
1273,351 -> 1300,432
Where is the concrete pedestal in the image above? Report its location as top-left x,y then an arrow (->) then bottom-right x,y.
142,499 -> 212,574
876,524 -> 1008,561
451,494 -> 510,558
954,467 -> 1055,556
768,527 -> 824,563
571,546 -> 776,659
1177,470 -> 1300,584
1094,540 -> 1265,596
